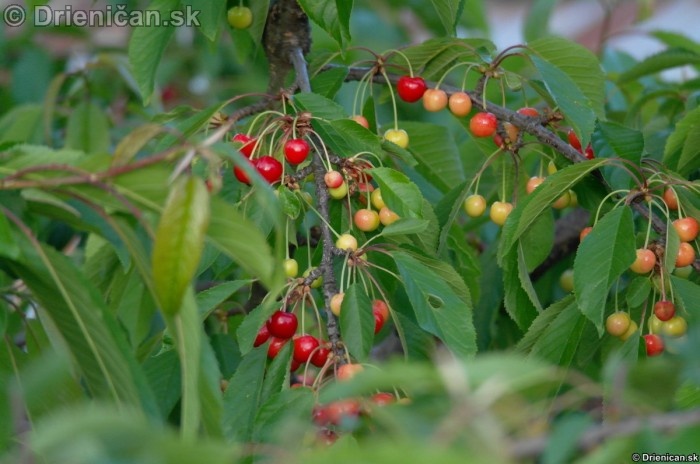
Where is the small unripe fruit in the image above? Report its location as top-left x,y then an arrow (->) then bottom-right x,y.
422,88 -> 449,112
606,312 -> 631,337
675,242 -> 696,268
653,300 -> 675,322
663,188 -> 678,210
227,6 -> 253,29
335,233 -> 358,251
644,333 -> 664,357
337,363 -> 363,381
384,129 -> 409,148
672,217 -> 699,242
354,209 -> 380,232
330,293 -> 344,316
448,91 -> 472,117
328,182 -> 348,199
580,226 -> 593,242
324,170 -> 344,189
661,316 -> 688,337
464,194 -> 487,217
379,207 -> 399,226
371,188 -> 386,210
283,258 -> 299,278
489,201 -> 513,226
620,320 -> 638,341
351,115 -> 369,129
630,249 -> 656,274
552,191 -> 571,209
526,176 -> 545,194
559,269 -> 574,292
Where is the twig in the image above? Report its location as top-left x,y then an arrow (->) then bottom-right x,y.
509,407 -> 700,459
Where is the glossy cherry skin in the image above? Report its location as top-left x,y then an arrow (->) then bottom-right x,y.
644,334 -> 664,357
311,345 -> 331,368
232,133 -> 257,157
653,300 -> 676,322
233,157 -> 256,185
254,324 -> 271,347
255,156 -> 283,184
396,75 -> 427,103
267,337 -> 288,359
267,310 -> 298,339
673,217 -> 699,242
284,138 -> 310,165
293,334 -> 320,363
469,112 -> 498,137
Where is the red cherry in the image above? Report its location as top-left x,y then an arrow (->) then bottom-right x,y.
311,345 -> 331,368
517,107 -> 539,117
267,337 -> 288,359
644,334 -> 664,357
653,300 -> 676,322
372,300 -> 389,322
312,405 -> 331,426
290,358 -> 301,372
254,324 -> 270,347
233,156 -> 256,185
584,144 -> 595,159
373,309 -> 385,334
255,155 -> 283,184
580,226 -> 593,242
396,75 -> 427,103
232,133 -> 257,157
283,138 -> 310,165
325,399 -> 361,425
267,310 -> 298,339
351,115 -> 369,128
567,129 -> 582,151
469,112 -> 498,137
293,334 -> 320,363
324,170 -> 344,189
663,188 -> 678,210
371,392 -> 395,406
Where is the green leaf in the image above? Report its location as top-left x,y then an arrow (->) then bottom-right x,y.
379,218 -> 429,236
181,0 -> 225,41
143,350 -> 181,417
498,158 -> 609,262
113,124 -> 163,166
313,119 -> 384,158
127,0 -> 179,105
573,207 -> 636,334
398,121 -> 464,193
8,242 -> 142,407
279,187 -> 302,219
529,36 -> 606,121
617,48 -> 700,84
152,176 -> 210,316
625,277 -> 652,309
593,121 -> 644,190
207,197 -> 281,291
523,0 -> 558,41
155,102 -> 227,151
0,211 -> 19,259
196,280 -> 251,319
502,245 -> 539,330
293,92 -> 346,120
297,0 -> 351,49
664,223 -> 681,275
670,276 -> 700,319
65,101 -> 110,154
430,0 -> 465,36
517,295 -> 572,354
222,346 -> 267,442
517,295 -> 590,367
247,0 -> 271,46
393,251 -> 476,358
0,104 -> 43,145
236,301 -> 279,356
663,107 -> 700,175
530,55 -> 598,148
402,38 -> 496,81
259,341 -> 292,405
370,167 -> 423,219
543,414 -> 594,464
339,283 -> 374,362
252,388 -> 314,443
310,66 -> 348,98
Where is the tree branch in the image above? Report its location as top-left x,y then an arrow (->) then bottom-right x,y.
509,408 -> 700,459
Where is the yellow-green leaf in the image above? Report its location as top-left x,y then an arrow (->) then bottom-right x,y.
152,176 -> 210,315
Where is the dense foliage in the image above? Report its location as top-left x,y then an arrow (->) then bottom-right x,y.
1,1 -> 700,462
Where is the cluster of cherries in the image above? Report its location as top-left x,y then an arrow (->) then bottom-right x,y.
253,310 -> 331,371
310,363 -> 398,446
599,198 -> 698,356
391,75 -> 594,227
232,133 -> 311,185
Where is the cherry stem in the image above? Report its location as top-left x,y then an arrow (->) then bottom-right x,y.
383,49 -> 414,76
379,67 -> 400,131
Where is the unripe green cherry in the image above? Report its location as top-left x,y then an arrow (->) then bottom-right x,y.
283,258 -> 299,278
